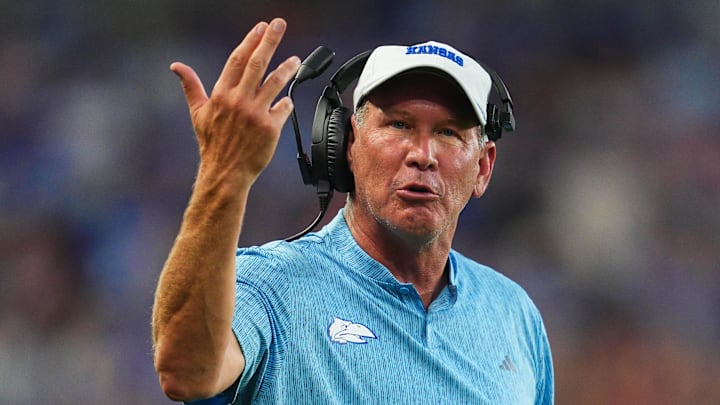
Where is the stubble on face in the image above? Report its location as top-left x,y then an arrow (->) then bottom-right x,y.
346,75 -> 483,248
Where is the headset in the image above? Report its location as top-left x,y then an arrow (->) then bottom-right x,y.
285,46 -> 515,241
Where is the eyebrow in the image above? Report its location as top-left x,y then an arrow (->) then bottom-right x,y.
379,106 -> 476,129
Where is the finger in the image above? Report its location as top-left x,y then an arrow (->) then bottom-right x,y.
255,55 -> 301,107
214,21 -> 268,91
170,62 -> 208,113
237,18 -> 287,94
269,96 -> 294,124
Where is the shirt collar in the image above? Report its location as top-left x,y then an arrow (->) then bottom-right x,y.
321,209 -> 398,284
322,208 -> 460,293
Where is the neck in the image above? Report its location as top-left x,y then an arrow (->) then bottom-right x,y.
344,205 -> 454,309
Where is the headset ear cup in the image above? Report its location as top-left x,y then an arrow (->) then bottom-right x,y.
326,107 -> 354,193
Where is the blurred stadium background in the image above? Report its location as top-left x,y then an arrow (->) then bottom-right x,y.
1,0 -> 718,403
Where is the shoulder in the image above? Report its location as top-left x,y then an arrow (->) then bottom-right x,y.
233,231 -> 338,281
451,250 -> 523,291
451,250 -> 541,316
234,210 -> 358,279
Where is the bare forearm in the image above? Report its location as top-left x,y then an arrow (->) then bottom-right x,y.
152,171 -> 249,396
150,17 -> 297,401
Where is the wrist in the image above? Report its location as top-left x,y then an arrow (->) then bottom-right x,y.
195,164 -> 254,197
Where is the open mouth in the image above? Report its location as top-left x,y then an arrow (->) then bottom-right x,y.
407,184 -> 431,193
397,183 -> 439,201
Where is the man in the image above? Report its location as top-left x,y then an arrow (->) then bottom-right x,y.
152,17 -> 554,404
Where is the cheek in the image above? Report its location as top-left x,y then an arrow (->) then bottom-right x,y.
352,135 -> 395,175
444,157 -> 480,198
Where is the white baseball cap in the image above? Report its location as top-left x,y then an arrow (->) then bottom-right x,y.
353,40 -> 492,125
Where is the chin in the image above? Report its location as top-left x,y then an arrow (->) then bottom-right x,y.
383,212 -> 446,242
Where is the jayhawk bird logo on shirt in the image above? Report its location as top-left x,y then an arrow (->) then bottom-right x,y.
328,317 -> 377,344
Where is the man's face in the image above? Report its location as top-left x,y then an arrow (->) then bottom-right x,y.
347,73 -> 496,243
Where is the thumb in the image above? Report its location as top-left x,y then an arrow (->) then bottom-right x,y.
170,62 -> 208,113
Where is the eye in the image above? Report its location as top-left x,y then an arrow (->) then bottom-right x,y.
390,120 -> 408,130
436,127 -> 471,146
439,128 -> 458,137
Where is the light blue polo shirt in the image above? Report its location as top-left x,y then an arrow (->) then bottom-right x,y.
221,209 -> 553,404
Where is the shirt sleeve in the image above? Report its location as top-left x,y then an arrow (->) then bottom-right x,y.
229,278 -> 274,402
182,276 -> 273,405
182,378 -> 239,405
534,314 -> 555,405
228,245 -> 293,403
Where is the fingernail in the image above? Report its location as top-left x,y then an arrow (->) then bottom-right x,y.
272,19 -> 285,32
256,22 -> 267,35
169,63 -> 181,77
289,56 -> 301,66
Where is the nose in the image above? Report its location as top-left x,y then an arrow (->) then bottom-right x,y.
405,131 -> 438,171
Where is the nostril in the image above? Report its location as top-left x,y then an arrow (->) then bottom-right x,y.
405,144 -> 438,170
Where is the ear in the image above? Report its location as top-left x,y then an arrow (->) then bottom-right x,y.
347,114 -> 359,170
472,141 -> 496,198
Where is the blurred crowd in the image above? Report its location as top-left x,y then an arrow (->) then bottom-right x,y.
1,1 -> 718,403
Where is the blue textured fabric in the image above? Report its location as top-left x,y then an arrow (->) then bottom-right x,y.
226,209 -> 553,404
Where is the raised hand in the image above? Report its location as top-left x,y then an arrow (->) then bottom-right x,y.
170,18 -> 300,187
153,19 -> 300,401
